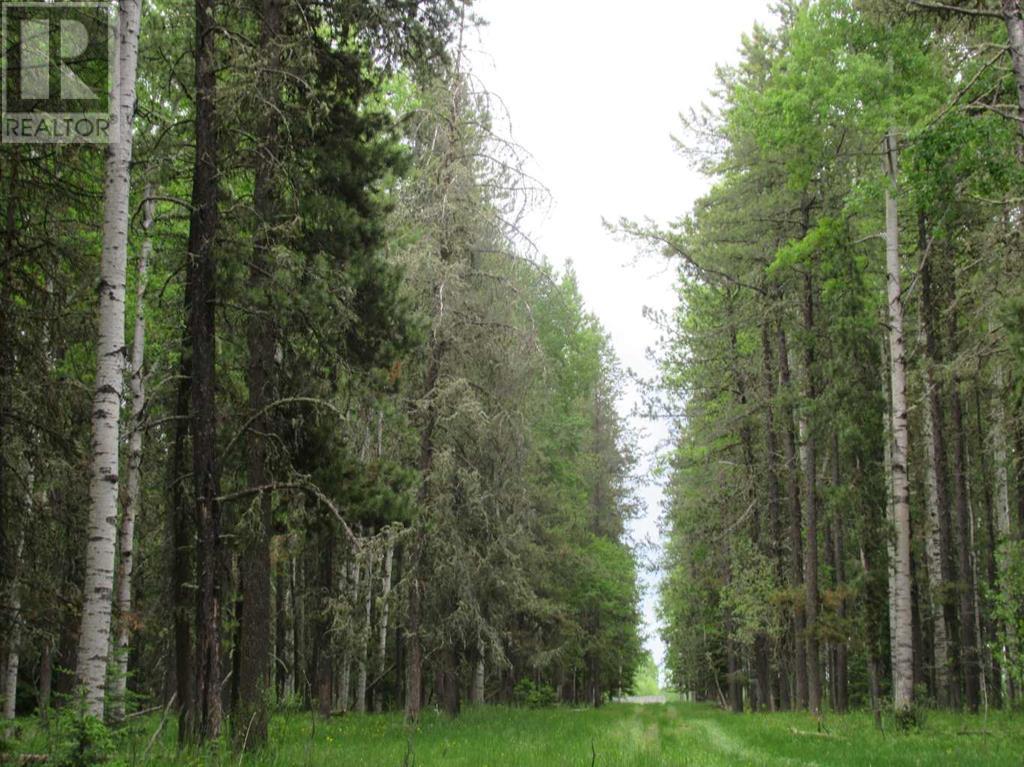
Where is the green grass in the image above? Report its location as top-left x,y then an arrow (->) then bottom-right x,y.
10,701 -> 1024,766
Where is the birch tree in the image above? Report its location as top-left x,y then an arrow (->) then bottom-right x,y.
374,539 -> 394,713
355,547 -> 375,713
2,528 -> 25,728
108,186 -> 153,723
75,0 -> 142,719
882,132 -> 915,718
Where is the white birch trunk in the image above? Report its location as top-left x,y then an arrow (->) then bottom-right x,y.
470,644 -> 485,705
338,556 -> 360,712
75,0 -> 142,720
108,187 -> 152,723
3,529 -> 26,726
374,540 -> 393,713
2,617 -> 18,725
355,547 -> 375,713
883,133 -> 914,715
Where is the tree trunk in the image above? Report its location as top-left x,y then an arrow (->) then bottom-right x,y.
883,133 -> 914,717
1002,0 -> 1024,146
974,385 -> 1002,708
777,327 -> 807,709
109,186 -> 153,724
830,433 -> 849,713
860,543 -> 885,730
406,284 -> 445,722
727,639 -> 743,713
187,0 -> 223,740
3,531 -> 25,726
950,375 -> 982,711
799,273 -> 821,716
920,240 -> 957,707
992,369 -> 1018,703
470,642 -> 485,705
234,0 -> 283,748
921,380 -> 952,704
884,390 -> 899,682
168,358 -> 193,739
338,553 -> 359,712
315,526 -> 334,718
911,554 -> 926,690
38,639 -> 52,721
761,321 -> 784,713
374,540 -> 394,713
356,546 -> 375,713
441,648 -> 461,717
0,152 -> 14,671
275,549 -> 288,702
75,0 -> 142,720
405,576 -> 423,721
291,553 -> 302,704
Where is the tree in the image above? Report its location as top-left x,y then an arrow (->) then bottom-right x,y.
75,0 -> 142,720
108,186 -> 154,723
882,133 -> 915,718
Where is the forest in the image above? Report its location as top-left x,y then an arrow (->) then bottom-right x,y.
1,0 -> 1024,764
651,0 -> 1024,725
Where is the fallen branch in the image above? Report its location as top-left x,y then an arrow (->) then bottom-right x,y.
141,692 -> 176,759
122,703 -> 166,722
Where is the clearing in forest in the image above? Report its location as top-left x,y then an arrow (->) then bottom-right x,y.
10,702 -> 1024,766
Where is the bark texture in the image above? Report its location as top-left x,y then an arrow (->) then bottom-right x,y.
109,187 -> 153,723
188,0 -> 223,739
75,0 -> 142,719
234,0 -> 283,749
883,134 -> 914,716
374,541 -> 394,712
951,375 -> 981,711
3,531 -> 25,724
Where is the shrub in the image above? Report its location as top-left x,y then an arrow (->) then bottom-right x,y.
51,700 -> 125,767
512,679 -> 557,708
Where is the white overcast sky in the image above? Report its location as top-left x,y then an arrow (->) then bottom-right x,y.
466,1 -> 775,675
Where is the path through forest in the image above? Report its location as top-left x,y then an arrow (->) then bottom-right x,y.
13,702 -> 1023,766
614,694 -> 669,704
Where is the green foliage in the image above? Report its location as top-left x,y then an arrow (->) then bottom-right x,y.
50,705 -> 124,767
631,653 -> 662,697
648,0 -> 1024,715
721,540 -> 782,650
993,542 -> 1024,688
511,680 -> 557,709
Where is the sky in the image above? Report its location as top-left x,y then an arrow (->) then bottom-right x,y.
466,1 -> 775,677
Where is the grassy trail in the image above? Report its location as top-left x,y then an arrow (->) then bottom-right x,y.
14,701 -> 1024,766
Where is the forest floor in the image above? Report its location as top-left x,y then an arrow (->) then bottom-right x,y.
9,701 -> 1024,766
